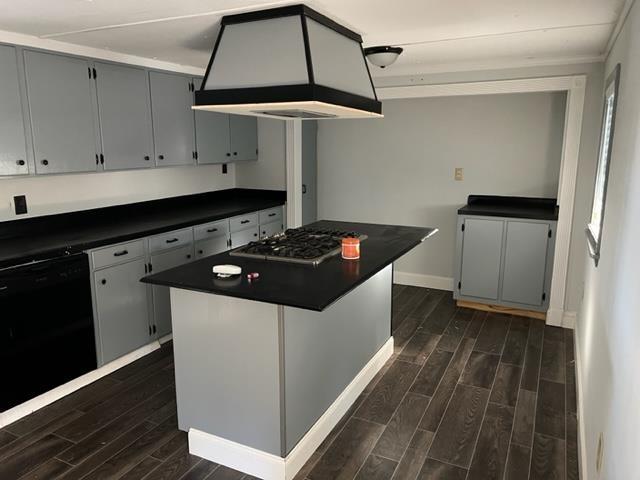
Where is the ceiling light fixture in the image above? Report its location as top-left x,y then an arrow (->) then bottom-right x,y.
364,46 -> 403,68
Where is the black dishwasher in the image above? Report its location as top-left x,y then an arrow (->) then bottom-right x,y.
0,253 -> 97,411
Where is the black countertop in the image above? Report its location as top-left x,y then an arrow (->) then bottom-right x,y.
457,195 -> 558,221
0,189 -> 285,270
142,220 -> 437,311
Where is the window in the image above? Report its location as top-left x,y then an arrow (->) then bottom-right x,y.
587,63 -> 621,266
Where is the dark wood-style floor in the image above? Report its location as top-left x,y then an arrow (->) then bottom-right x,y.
0,286 -> 578,480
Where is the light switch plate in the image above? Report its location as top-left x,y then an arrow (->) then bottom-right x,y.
455,168 -> 464,181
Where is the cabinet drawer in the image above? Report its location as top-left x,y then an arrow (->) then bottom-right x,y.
260,220 -> 284,239
194,220 -> 229,241
259,207 -> 282,225
230,213 -> 258,233
148,228 -> 193,253
91,240 -> 145,270
195,237 -> 229,258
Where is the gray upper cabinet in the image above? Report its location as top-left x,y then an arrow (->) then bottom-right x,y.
229,115 -> 258,161
195,111 -> 232,164
459,218 -> 504,300
149,71 -> 195,166
501,221 -> 551,307
95,62 -> 154,170
24,50 -> 99,174
0,45 -> 28,176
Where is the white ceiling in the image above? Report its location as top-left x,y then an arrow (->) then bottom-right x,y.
0,0 -> 625,75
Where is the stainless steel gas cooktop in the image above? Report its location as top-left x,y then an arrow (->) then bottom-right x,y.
229,227 -> 367,265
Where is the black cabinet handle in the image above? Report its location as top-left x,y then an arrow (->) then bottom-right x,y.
198,249 -> 204,255
240,220 -> 250,224
113,250 -> 128,257
101,279 -> 106,285
158,155 -> 165,160
206,228 -> 218,233
149,325 -> 152,335
226,153 -> 231,157
268,213 -> 276,217
16,159 -> 25,166
152,325 -> 157,334
233,152 -> 238,156
186,254 -> 192,259
166,238 -> 179,244
262,231 -> 266,235
253,233 -> 258,237
41,159 -> 49,166
144,155 -> 150,161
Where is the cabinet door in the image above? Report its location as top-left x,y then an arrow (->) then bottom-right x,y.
195,111 -> 232,164
230,227 -> 259,248
95,62 -> 154,170
94,259 -> 150,365
229,115 -> 258,161
24,50 -> 98,174
260,220 -> 283,239
501,221 -> 550,306
0,45 -> 28,176
150,245 -> 194,338
459,218 -> 504,300
195,236 -> 229,258
149,72 -> 195,166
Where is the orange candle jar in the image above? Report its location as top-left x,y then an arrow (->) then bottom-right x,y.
342,237 -> 360,260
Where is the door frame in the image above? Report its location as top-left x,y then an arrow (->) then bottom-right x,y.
376,75 -> 587,327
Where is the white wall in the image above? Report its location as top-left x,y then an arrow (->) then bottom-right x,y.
318,92 -> 566,288
576,2 -> 640,479
0,164 -> 235,221
235,118 -> 286,191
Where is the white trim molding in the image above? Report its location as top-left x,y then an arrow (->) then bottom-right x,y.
394,272 -> 454,291
573,317 -> 588,480
188,337 -> 394,480
0,341 -> 160,428
379,75 -> 587,328
285,119 -> 303,228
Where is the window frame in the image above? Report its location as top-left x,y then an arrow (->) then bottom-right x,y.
586,63 -> 621,266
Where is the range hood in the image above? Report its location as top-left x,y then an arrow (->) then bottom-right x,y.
193,4 -> 382,120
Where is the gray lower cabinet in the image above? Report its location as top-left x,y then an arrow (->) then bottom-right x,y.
149,71 -> 195,166
260,220 -> 284,239
454,215 -> 556,311
95,62 -> 154,170
195,236 -> 229,258
23,50 -> 99,174
229,115 -> 258,161
0,45 -> 28,176
93,257 -> 151,365
150,244 -> 194,338
231,227 -> 259,248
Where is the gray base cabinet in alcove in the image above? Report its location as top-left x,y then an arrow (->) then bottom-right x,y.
454,214 -> 556,312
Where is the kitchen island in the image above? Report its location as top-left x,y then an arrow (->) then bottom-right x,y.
142,220 -> 436,480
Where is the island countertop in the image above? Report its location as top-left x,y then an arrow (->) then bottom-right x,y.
142,220 -> 437,311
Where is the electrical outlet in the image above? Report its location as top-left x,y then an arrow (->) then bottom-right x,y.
13,195 -> 27,215
596,432 -> 604,475
454,167 -> 464,181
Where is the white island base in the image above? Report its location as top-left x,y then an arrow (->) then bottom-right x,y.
169,265 -> 394,480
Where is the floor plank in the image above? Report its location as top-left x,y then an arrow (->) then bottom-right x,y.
16,457 -> 71,480
354,454 -> 398,480
355,361 -> 421,424
489,364 -> 521,407
416,458 -> 467,480
501,318 -> 530,366
505,443 -> 532,480
206,465 -> 245,479
393,316 -> 426,353
464,311 -> 486,339
0,434 -> 72,480
467,403 -> 514,480
410,349 -> 454,397
566,414 -> 579,480
144,444 -> 201,480
308,418 -> 384,480
391,429 -> 434,480
530,433 -> 565,480
427,384 -> 489,468
535,380 -> 565,439
399,332 -> 440,365
411,290 -> 446,320
459,352 -> 500,389
540,338 -> 565,383
373,393 -> 430,461
420,296 -> 458,335
119,456 -> 163,480
512,389 -> 537,447
473,314 -> 511,355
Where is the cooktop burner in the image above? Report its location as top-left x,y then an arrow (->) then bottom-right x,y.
230,227 -> 367,265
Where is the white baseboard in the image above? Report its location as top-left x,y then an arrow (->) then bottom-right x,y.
562,311 -> 577,329
573,317 -> 588,480
158,333 -> 173,344
394,271 -> 454,291
189,337 -> 395,480
0,341 -> 160,429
